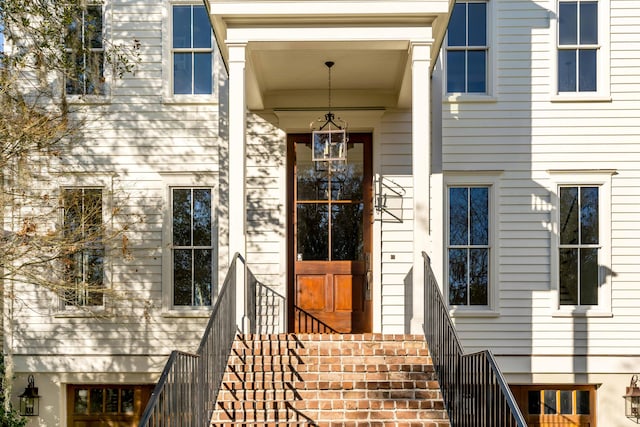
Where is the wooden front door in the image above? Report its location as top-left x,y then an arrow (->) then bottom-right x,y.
287,133 -> 373,333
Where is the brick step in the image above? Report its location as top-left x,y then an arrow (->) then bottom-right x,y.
209,334 -> 450,427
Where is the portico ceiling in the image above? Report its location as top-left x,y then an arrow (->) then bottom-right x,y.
205,1 -> 453,110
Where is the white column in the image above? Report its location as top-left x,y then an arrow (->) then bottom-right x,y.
410,42 -> 431,334
228,43 -> 247,263
228,43 -> 249,332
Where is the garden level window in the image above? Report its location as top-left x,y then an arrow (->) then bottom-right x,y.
511,385 -> 596,426
67,384 -> 154,426
62,188 -> 104,307
447,186 -> 489,306
559,186 -> 599,306
65,4 -> 104,95
171,187 -> 214,306
558,0 -> 598,92
445,0 -> 488,94
172,4 -> 213,95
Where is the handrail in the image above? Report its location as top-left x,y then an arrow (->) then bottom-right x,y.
422,252 -> 527,427
139,253 -> 251,427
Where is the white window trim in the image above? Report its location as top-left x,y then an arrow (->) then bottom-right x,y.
444,172 -> 501,317
443,0 -> 497,103
548,169 -> 614,317
162,0 -> 218,104
64,2 -> 113,104
160,173 -> 218,316
550,0 -> 611,102
54,173 -> 115,317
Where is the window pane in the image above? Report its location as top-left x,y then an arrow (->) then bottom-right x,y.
469,248 -> 488,305
332,145 -> 363,201
194,53 -> 213,94
558,49 -> 577,92
173,189 -> 191,246
90,388 -> 103,413
174,249 -> 192,305
86,6 -> 103,49
559,2 -> 578,45
447,51 -> 466,93
560,186 -> 579,244
449,187 -> 468,245
580,248 -> 598,305
560,248 -> 578,305
580,186 -> 599,244
448,3 -> 467,46
105,388 -> 119,413
544,390 -> 557,414
468,3 -> 487,46
193,189 -> 212,246
174,53 -> 192,94
467,50 -> 486,93
193,6 -> 212,48
560,390 -> 573,414
331,203 -> 364,261
296,144 -> 328,201
578,49 -> 597,91
576,390 -> 590,414
121,389 -> 135,413
528,390 -> 541,414
297,204 -> 329,261
74,389 -> 89,414
470,187 -> 488,245
173,6 -> 191,48
580,2 -> 598,44
449,248 -> 468,305
194,249 -> 212,305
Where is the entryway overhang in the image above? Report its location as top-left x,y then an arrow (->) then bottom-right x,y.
204,0 -> 453,110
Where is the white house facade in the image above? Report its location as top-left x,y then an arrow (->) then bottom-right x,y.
3,0 -> 640,426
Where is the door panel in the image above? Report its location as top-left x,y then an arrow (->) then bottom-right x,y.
288,133 -> 372,333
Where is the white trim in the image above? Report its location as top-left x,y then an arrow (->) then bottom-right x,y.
160,172 -> 218,315
547,169 -> 614,317
549,0 -> 611,99
444,171 -> 502,316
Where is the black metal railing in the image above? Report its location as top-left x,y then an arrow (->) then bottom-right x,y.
422,252 -> 527,427
139,253 -> 254,427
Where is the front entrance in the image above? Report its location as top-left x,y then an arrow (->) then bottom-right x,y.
287,133 -> 373,333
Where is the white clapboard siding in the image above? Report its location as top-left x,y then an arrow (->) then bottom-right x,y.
440,0 -> 640,363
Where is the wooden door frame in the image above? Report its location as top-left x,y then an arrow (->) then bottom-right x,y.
286,132 -> 373,333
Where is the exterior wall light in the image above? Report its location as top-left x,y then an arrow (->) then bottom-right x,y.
19,375 -> 40,416
624,374 -> 640,423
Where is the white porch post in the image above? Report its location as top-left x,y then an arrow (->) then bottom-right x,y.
228,42 -> 248,331
410,42 -> 431,334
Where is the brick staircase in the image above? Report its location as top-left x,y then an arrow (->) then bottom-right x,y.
210,333 -> 450,427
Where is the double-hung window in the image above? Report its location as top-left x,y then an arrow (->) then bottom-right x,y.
62,188 -> 104,306
65,4 -> 105,95
447,186 -> 490,306
558,186 -> 600,305
445,0 -> 488,94
557,0 -> 599,92
171,187 -> 214,306
172,5 -> 213,95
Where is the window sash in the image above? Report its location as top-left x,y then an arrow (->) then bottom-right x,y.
171,187 -> 214,306
62,188 -> 104,307
447,186 -> 490,306
65,5 -> 105,95
171,4 -> 213,95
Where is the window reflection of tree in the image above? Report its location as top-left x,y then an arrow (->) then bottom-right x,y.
448,186 -> 489,305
